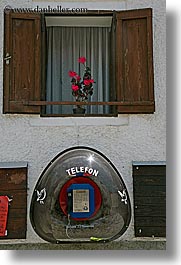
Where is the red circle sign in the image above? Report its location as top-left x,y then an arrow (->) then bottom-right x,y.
59,177 -> 102,220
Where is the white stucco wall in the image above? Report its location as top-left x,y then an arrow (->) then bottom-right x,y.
0,0 -> 166,244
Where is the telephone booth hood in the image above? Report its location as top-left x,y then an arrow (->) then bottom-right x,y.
30,146 -> 131,243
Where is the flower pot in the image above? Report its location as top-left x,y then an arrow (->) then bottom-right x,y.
73,108 -> 86,114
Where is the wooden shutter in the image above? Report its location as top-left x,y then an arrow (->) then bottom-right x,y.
40,14 -> 47,115
0,162 -> 27,239
133,162 -> 166,237
116,8 -> 155,113
109,12 -> 116,114
3,12 -> 41,113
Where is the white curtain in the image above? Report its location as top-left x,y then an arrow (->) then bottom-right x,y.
46,27 -> 110,114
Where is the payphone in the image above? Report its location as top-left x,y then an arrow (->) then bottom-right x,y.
67,184 -> 94,218
59,176 -> 102,221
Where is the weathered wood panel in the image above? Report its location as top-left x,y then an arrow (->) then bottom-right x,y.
135,204 -> 166,217
133,164 -> 166,238
0,218 -> 26,239
0,164 -> 27,239
134,196 -> 166,205
133,175 -> 166,186
0,168 -> 27,190
133,165 -> 166,176
0,190 -> 26,208
134,185 -> 166,197
135,216 -> 166,227
135,226 -> 166,237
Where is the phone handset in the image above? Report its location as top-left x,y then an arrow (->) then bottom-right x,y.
67,191 -> 72,214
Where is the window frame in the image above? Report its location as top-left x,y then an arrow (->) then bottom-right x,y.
3,9 -> 155,117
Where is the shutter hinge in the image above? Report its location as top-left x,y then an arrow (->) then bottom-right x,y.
4,53 -> 11,65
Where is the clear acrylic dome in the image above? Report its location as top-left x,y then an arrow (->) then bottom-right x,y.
30,146 -> 131,243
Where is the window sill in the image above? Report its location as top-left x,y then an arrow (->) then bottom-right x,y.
29,115 -> 129,127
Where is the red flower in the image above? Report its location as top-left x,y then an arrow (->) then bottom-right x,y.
78,57 -> 86,64
76,75 -> 81,82
90,79 -> 94,83
69,71 -> 77,77
83,80 -> 91,86
72,85 -> 79,91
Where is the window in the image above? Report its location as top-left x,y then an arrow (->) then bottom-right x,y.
3,9 -> 155,116
45,16 -> 111,115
